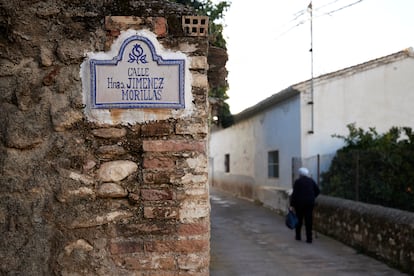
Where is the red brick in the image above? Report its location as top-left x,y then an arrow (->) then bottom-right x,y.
115,221 -> 176,237
152,17 -> 167,37
91,127 -> 127,138
110,240 -> 143,254
105,16 -> 167,38
144,240 -> 175,253
141,189 -> 174,201
141,121 -> 173,137
105,16 -> 144,31
174,239 -> 209,253
178,222 -> 209,236
143,157 -> 175,169
143,140 -> 205,153
143,239 -> 209,254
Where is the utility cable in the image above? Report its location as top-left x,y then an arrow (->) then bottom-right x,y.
275,0 -> 365,40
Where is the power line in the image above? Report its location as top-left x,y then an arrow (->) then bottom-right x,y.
314,0 -> 342,12
275,0 -> 364,40
324,0 -> 363,15
275,19 -> 308,40
278,0 -> 365,133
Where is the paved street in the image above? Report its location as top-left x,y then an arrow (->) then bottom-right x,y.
209,188 -> 406,276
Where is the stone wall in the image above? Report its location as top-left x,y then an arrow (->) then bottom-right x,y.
314,196 -> 414,275
0,1 -> 210,275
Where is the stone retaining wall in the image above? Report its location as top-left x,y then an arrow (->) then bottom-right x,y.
314,195 -> 414,275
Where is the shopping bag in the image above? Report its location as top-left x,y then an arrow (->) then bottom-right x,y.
285,210 -> 298,229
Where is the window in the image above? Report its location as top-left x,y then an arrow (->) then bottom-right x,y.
268,151 -> 279,178
224,154 -> 230,173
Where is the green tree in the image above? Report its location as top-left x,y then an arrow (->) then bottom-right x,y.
210,86 -> 233,127
322,123 -> 414,211
170,0 -> 233,127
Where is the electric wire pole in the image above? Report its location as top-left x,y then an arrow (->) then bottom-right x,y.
308,1 -> 315,134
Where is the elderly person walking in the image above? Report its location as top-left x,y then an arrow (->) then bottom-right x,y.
290,167 -> 320,243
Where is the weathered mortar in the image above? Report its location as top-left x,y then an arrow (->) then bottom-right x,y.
0,1 -> 210,275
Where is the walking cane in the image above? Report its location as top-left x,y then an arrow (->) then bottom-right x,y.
314,202 -> 318,239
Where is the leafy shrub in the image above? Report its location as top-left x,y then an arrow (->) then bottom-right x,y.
321,123 -> 414,212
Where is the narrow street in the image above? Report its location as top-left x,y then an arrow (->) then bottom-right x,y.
209,188 -> 406,276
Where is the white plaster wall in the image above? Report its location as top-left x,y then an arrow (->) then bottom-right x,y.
210,53 -> 414,195
210,119 -> 255,177
300,56 -> 414,159
209,94 -> 301,189
253,96 -> 301,187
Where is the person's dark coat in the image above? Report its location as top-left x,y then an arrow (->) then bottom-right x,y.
290,173 -> 320,243
290,175 -> 320,208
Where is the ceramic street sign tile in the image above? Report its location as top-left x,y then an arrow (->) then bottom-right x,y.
90,35 -> 185,109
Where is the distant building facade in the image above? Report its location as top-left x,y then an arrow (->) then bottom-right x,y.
209,48 -> 414,197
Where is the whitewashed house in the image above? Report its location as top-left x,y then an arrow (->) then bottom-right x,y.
209,48 -> 414,200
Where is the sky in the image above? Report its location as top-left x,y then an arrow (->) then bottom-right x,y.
219,0 -> 414,114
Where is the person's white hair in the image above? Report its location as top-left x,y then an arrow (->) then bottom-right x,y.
298,167 -> 309,176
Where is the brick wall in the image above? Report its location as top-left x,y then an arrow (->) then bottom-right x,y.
0,1 -> 210,275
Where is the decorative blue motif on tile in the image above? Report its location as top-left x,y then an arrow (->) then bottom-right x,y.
128,44 -> 148,64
